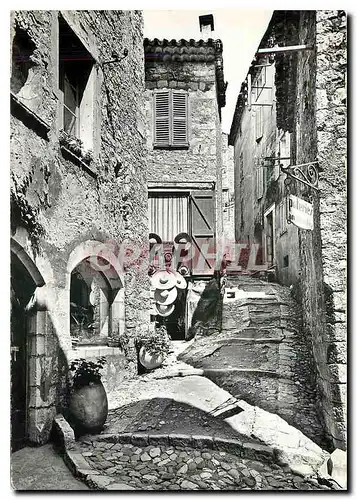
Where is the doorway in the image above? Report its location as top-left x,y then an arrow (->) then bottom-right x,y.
10,253 -> 36,451
264,205 -> 276,267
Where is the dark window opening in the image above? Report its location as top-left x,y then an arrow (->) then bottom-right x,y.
59,15 -> 94,139
70,259 -> 114,345
11,26 -> 36,94
283,255 -> 289,268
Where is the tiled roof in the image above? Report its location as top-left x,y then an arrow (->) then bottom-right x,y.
144,38 -> 226,108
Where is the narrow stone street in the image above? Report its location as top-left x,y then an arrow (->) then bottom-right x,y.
11,444 -> 89,490
57,344 -> 332,491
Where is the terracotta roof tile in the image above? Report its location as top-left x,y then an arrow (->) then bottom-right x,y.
144,38 -> 226,108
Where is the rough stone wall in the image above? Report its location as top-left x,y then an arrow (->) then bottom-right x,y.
313,10 -> 346,449
145,60 -> 223,232
293,10 -> 346,451
10,10 -> 149,444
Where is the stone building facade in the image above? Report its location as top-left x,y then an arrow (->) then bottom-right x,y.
229,10 -> 346,450
10,10 -> 150,450
144,26 -> 231,339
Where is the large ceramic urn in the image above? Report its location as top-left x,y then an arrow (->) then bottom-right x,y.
68,380 -> 108,435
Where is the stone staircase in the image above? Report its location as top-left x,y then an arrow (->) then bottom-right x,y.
178,276 -> 327,448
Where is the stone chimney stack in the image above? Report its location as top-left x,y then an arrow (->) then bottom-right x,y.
199,14 -> 215,41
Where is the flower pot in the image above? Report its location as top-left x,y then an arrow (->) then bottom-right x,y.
139,346 -> 163,370
68,380 -> 108,435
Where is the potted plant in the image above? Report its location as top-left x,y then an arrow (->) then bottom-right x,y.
68,356 -> 108,436
138,325 -> 171,370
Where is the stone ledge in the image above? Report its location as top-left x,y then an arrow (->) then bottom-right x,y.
85,430 -> 277,464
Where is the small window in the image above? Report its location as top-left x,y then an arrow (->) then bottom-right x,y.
59,16 -> 95,150
283,255 -> 289,267
11,27 -> 36,94
154,90 -> 188,148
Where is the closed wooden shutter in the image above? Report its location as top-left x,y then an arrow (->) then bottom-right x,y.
256,164 -> 263,199
255,105 -> 263,140
154,90 -> 188,147
154,91 -> 170,146
172,91 -> 188,146
190,191 -> 215,275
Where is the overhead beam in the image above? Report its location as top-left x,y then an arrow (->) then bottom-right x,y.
256,45 -> 313,55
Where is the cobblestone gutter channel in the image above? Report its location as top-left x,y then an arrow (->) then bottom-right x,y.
53,393 -> 340,491
55,416 -> 334,491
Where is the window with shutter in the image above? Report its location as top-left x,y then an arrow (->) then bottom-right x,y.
279,198 -> 287,235
255,105 -> 263,141
154,90 -> 188,148
190,191 -> 216,275
256,164 -> 263,200
59,15 -> 95,151
154,91 -> 170,146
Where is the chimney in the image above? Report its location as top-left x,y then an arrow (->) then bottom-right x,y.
199,14 -> 215,41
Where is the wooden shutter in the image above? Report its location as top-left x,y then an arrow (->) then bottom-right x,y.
154,91 -> 170,146
255,105 -> 263,140
172,91 -> 188,146
190,191 -> 215,275
256,165 -> 263,199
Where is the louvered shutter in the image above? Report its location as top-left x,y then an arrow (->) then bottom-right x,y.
172,91 -> 188,146
255,105 -> 263,140
190,191 -> 215,275
154,91 -> 170,146
256,165 -> 263,199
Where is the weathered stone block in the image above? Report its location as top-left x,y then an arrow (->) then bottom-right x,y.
191,435 -> 214,449
28,405 -> 56,445
148,434 -> 169,446
168,433 -> 192,447
131,433 -> 149,447
157,79 -> 168,88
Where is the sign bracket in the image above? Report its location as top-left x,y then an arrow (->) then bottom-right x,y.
280,161 -> 319,191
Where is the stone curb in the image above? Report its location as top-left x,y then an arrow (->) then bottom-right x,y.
54,413 -> 135,491
54,413 -> 338,491
86,431 -> 279,464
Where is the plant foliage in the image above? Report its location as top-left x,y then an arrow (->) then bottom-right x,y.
69,356 -> 107,388
140,324 -> 171,358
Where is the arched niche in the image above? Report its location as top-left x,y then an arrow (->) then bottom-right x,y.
67,241 -> 124,346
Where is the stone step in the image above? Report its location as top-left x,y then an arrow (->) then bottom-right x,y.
220,327 -> 283,339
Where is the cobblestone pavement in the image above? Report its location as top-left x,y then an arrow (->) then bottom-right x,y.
76,440 -> 329,491
104,397 -> 249,441
11,444 -> 89,490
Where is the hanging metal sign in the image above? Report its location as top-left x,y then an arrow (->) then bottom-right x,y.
288,195 -> 314,230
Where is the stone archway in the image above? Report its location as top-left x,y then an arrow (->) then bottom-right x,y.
66,241 -> 124,347
10,239 -> 45,451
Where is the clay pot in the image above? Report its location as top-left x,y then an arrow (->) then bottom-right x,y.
68,381 -> 108,435
139,346 -> 163,370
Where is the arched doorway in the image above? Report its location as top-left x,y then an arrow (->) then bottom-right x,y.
11,253 -> 37,451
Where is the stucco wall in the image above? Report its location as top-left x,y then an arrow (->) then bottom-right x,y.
231,62 -> 300,282
10,10 -> 149,444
